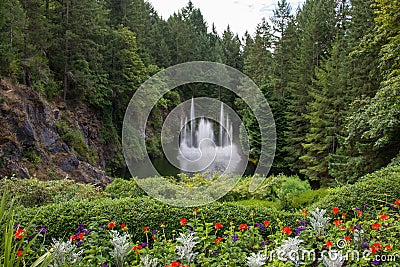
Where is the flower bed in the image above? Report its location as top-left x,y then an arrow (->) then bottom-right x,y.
8,199 -> 400,266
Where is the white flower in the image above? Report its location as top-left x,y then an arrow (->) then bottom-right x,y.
110,230 -> 131,267
141,254 -> 159,267
276,236 -> 305,267
309,208 -> 331,236
245,251 -> 267,267
50,239 -> 83,267
175,232 -> 199,263
322,250 -> 345,267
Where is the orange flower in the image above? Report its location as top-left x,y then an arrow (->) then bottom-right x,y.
16,250 -> 23,257
395,199 -> 400,205
344,236 -> 351,242
77,232 -> 84,240
373,242 -> 383,250
263,220 -> 270,227
342,213 -> 347,220
180,218 -> 188,226
385,244 -> 393,251
166,261 -> 181,267
107,221 -> 116,229
334,220 -> 342,226
357,210 -> 363,217
326,240 -> 333,249
143,226 -> 149,232
14,228 -> 25,240
301,209 -> 308,215
282,226 -> 292,235
215,222 -> 223,230
132,245 -> 142,251
379,214 -> 389,220
371,223 -> 381,230
332,207 -> 339,215
238,224 -> 248,231
214,236 -> 224,243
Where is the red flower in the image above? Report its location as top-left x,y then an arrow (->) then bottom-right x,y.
166,261 -> 181,267
70,235 -> 76,241
371,223 -> 381,230
107,221 -> 116,229
369,246 -> 377,254
357,210 -> 363,217
132,245 -> 142,251
151,235 -> 156,240
180,218 -> 188,226
301,209 -> 308,215
326,240 -> 333,249
334,220 -> 342,226
77,232 -> 84,240
385,244 -> 393,251
215,222 -> 223,230
16,250 -> 23,257
14,228 -> 25,240
379,214 -> 389,220
332,207 -> 339,215
263,220 -> 270,227
282,227 -> 292,235
214,236 -> 224,243
121,223 -> 126,229
344,236 -> 351,242
373,242 -> 383,250
143,226 -> 149,232
395,199 -> 400,206
238,224 -> 248,231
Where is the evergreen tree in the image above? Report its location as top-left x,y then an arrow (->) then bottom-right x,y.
284,0 -> 337,175
300,35 -> 351,184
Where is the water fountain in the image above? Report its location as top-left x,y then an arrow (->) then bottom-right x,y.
178,98 -> 241,176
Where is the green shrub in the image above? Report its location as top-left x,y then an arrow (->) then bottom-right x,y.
311,164 -> 400,214
0,177 -> 107,208
104,178 -> 146,198
285,188 -> 328,210
16,196 -> 302,244
229,199 -> 280,210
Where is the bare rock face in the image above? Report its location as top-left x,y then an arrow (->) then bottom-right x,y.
0,80 -> 112,186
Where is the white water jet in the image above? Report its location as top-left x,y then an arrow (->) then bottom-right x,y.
178,98 -> 241,176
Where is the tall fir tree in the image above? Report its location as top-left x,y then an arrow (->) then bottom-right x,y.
284,0 -> 337,175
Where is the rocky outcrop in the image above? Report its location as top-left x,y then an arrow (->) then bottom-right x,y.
0,80 -> 112,186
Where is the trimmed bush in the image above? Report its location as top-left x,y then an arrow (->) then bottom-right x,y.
311,164 -> 400,214
104,178 -> 146,198
16,196 -> 302,243
0,177 -> 107,207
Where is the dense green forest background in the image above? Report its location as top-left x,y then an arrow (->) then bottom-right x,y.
0,0 -> 399,187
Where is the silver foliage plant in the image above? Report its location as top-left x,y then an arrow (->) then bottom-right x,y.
276,236 -> 305,267
245,251 -> 267,267
322,250 -> 345,267
309,208 -> 331,236
140,254 -> 159,267
110,230 -> 131,267
175,232 -> 199,264
50,239 -> 83,267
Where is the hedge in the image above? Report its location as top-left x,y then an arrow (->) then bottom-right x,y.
16,196 -> 302,243
0,177 -> 107,207
311,164 -> 400,214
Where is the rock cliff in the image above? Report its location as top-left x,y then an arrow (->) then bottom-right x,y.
0,80 -> 112,186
